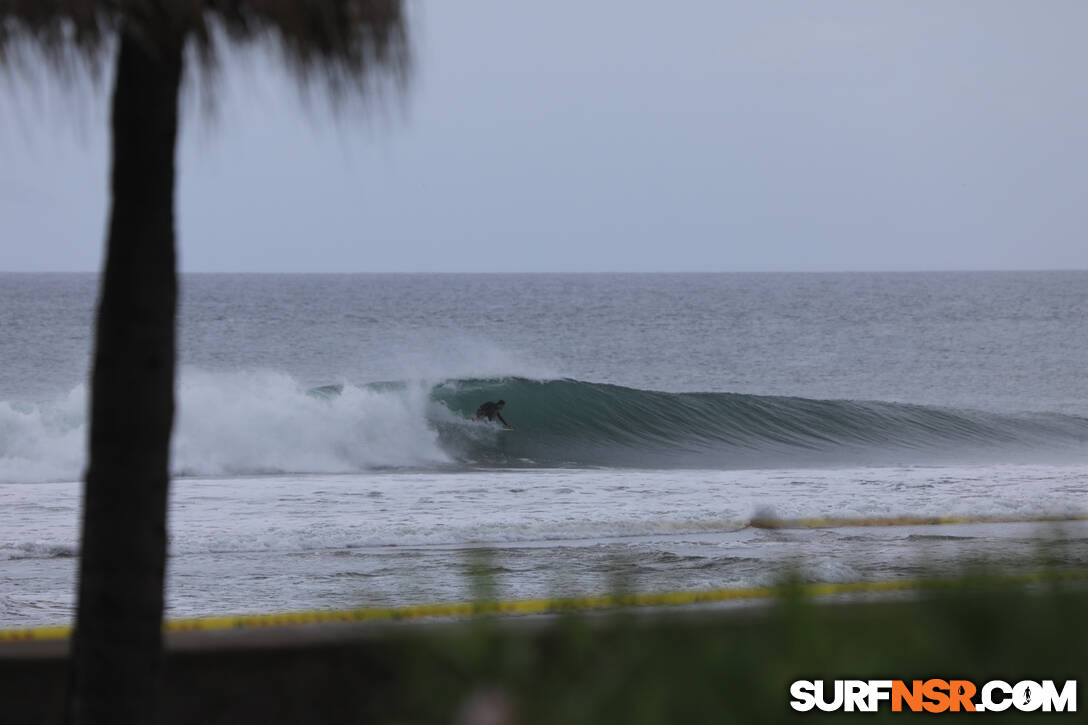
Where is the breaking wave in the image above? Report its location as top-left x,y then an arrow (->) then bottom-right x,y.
1,372 -> 1086,482
430,378 -> 1088,468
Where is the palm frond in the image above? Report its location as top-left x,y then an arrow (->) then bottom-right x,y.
0,1 -> 409,99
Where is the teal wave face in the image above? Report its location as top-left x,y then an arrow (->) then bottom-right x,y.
428,378 -> 1088,468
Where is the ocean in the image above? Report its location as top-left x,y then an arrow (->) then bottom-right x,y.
2,272 -> 1087,627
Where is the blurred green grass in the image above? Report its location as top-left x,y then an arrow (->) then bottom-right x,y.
3,567 -> 1085,723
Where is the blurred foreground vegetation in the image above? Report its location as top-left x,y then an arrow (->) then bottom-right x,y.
3,571 -> 1086,724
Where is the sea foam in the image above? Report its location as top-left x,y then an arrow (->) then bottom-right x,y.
0,368 -> 456,483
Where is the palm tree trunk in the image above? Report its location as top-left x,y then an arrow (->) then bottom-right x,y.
67,20 -> 183,725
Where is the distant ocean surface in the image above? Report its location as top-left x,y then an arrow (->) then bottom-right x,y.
2,272 -> 1087,627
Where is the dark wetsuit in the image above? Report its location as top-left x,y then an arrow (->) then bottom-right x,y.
475,402 -> 509,426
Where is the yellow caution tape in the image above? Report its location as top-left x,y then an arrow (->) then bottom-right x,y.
750,512 -> 1088,529
0,625 -> 70,644
3,570 -> 1086,644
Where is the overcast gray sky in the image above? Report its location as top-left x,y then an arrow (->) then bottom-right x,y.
1,0 -> 1086,273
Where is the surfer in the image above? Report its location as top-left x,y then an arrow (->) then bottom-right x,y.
474,400 -> 512,428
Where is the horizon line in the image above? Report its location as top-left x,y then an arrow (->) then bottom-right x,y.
2,268 -> 1087,276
